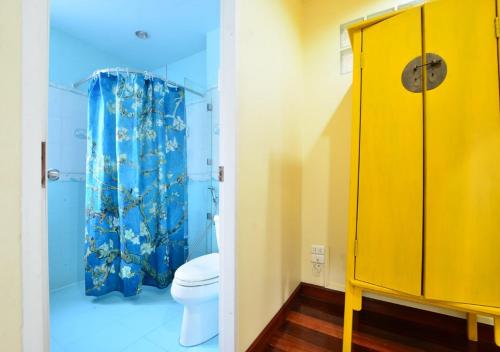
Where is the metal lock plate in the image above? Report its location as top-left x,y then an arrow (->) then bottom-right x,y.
402,53 -> 447,93
425,53 -> 447,90
402,56 -> 423,93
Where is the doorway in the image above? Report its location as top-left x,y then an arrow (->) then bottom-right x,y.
20,0 -> 236,350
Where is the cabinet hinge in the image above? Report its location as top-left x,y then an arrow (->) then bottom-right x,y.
360,52 -> 365,69
354,239 -> 359,257
207,103 -> 213,112
495,17 -> 500,38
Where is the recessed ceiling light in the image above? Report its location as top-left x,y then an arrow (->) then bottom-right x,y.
135,30 -> 150,40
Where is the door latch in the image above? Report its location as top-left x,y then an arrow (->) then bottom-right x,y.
402,53 -> 447,93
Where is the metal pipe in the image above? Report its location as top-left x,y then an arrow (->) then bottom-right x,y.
72,67 -> 205,97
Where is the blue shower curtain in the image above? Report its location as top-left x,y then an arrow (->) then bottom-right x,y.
85,72 -> 188,297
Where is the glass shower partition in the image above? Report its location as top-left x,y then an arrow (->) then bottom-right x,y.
47,84 -> 88,291
207,87 -> 220,253
184,79 -> 219,260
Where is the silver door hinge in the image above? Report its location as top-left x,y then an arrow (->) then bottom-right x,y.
207,103 -> 213,112
354,239 -> 359,257
495,17 -> 500,38
218,166 -> 224,182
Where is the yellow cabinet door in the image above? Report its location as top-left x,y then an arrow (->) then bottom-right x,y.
424,0 -> 500,307
355,8 -> 423,296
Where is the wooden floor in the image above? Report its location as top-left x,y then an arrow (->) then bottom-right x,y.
254,284 -> 500,352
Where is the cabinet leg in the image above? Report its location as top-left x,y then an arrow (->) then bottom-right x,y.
342,287 -> 355,352
467,313 -> 478,342
353,286 -> 362,311
495,317 -> 500,347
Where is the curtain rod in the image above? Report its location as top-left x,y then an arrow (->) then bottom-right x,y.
72,68 -> 205,97
50,82 -> 88,97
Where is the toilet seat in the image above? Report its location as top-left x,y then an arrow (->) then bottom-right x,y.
174,253 -> 219,287
174,276 -> 219,287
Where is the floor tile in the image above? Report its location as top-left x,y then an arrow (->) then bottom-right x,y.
121,338 -> 167,352
145,324 -> 188,352
50,282 -> 218,352
185,336 -> 219,352
50,338 -> 65,352
120,303 -> 183,337
63,321 -> 145,352
51,303 -> 117,345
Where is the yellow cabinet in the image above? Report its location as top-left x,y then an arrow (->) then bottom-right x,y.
355,7 -> 423,297
424,0 -> 500,308
343,0 -> 500,351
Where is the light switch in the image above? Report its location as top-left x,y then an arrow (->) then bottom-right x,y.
312,245 -> 325,255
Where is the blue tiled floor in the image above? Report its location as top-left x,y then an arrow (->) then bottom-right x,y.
50,282 -> 219,352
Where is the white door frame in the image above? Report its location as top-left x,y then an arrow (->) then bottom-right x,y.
219,0 -> 238,350
21,0 -> 50,350
20,0 -> 237,351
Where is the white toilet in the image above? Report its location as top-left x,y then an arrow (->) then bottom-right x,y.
171,215 -> 220,347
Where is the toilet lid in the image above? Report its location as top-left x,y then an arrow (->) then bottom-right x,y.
174,253 -> 219,284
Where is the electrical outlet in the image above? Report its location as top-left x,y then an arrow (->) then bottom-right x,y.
311,254 -> 325,264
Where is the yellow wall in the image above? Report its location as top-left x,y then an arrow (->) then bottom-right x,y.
236,0 -> 304,350
0,0 -> 23,350
235,1 -> 422,349
301,0 -> 405,290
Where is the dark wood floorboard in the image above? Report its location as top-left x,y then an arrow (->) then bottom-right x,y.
258,285 -> 500,352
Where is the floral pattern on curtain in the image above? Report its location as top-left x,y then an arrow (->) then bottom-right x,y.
85,72 -> 188,297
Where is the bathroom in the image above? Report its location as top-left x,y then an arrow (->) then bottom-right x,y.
47,0 -> 221,351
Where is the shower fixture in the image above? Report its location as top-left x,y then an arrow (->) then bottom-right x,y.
208,186 -> 218,205
135,30 -> 150,39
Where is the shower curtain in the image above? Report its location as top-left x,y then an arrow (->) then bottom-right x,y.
85,72 -> 188,297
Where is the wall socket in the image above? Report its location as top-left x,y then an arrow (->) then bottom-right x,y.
311,245 -> 326,264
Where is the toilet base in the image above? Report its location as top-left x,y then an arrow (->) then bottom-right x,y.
179,298 -> 219,347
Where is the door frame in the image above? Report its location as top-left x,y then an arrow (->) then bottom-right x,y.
20,0 -> 237,351
21,0 -> 50,350
218,0 -> 238,350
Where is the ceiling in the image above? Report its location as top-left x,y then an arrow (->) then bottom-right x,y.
50,0 -> 220,69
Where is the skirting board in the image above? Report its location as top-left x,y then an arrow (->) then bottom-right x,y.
245,283 -> 303,352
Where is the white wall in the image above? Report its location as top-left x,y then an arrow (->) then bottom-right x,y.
152,27 -> 220,97
206,28 -> 221,89
50,28 -> 133,90
47,87 -> 87,290
152,50 -> 207,104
